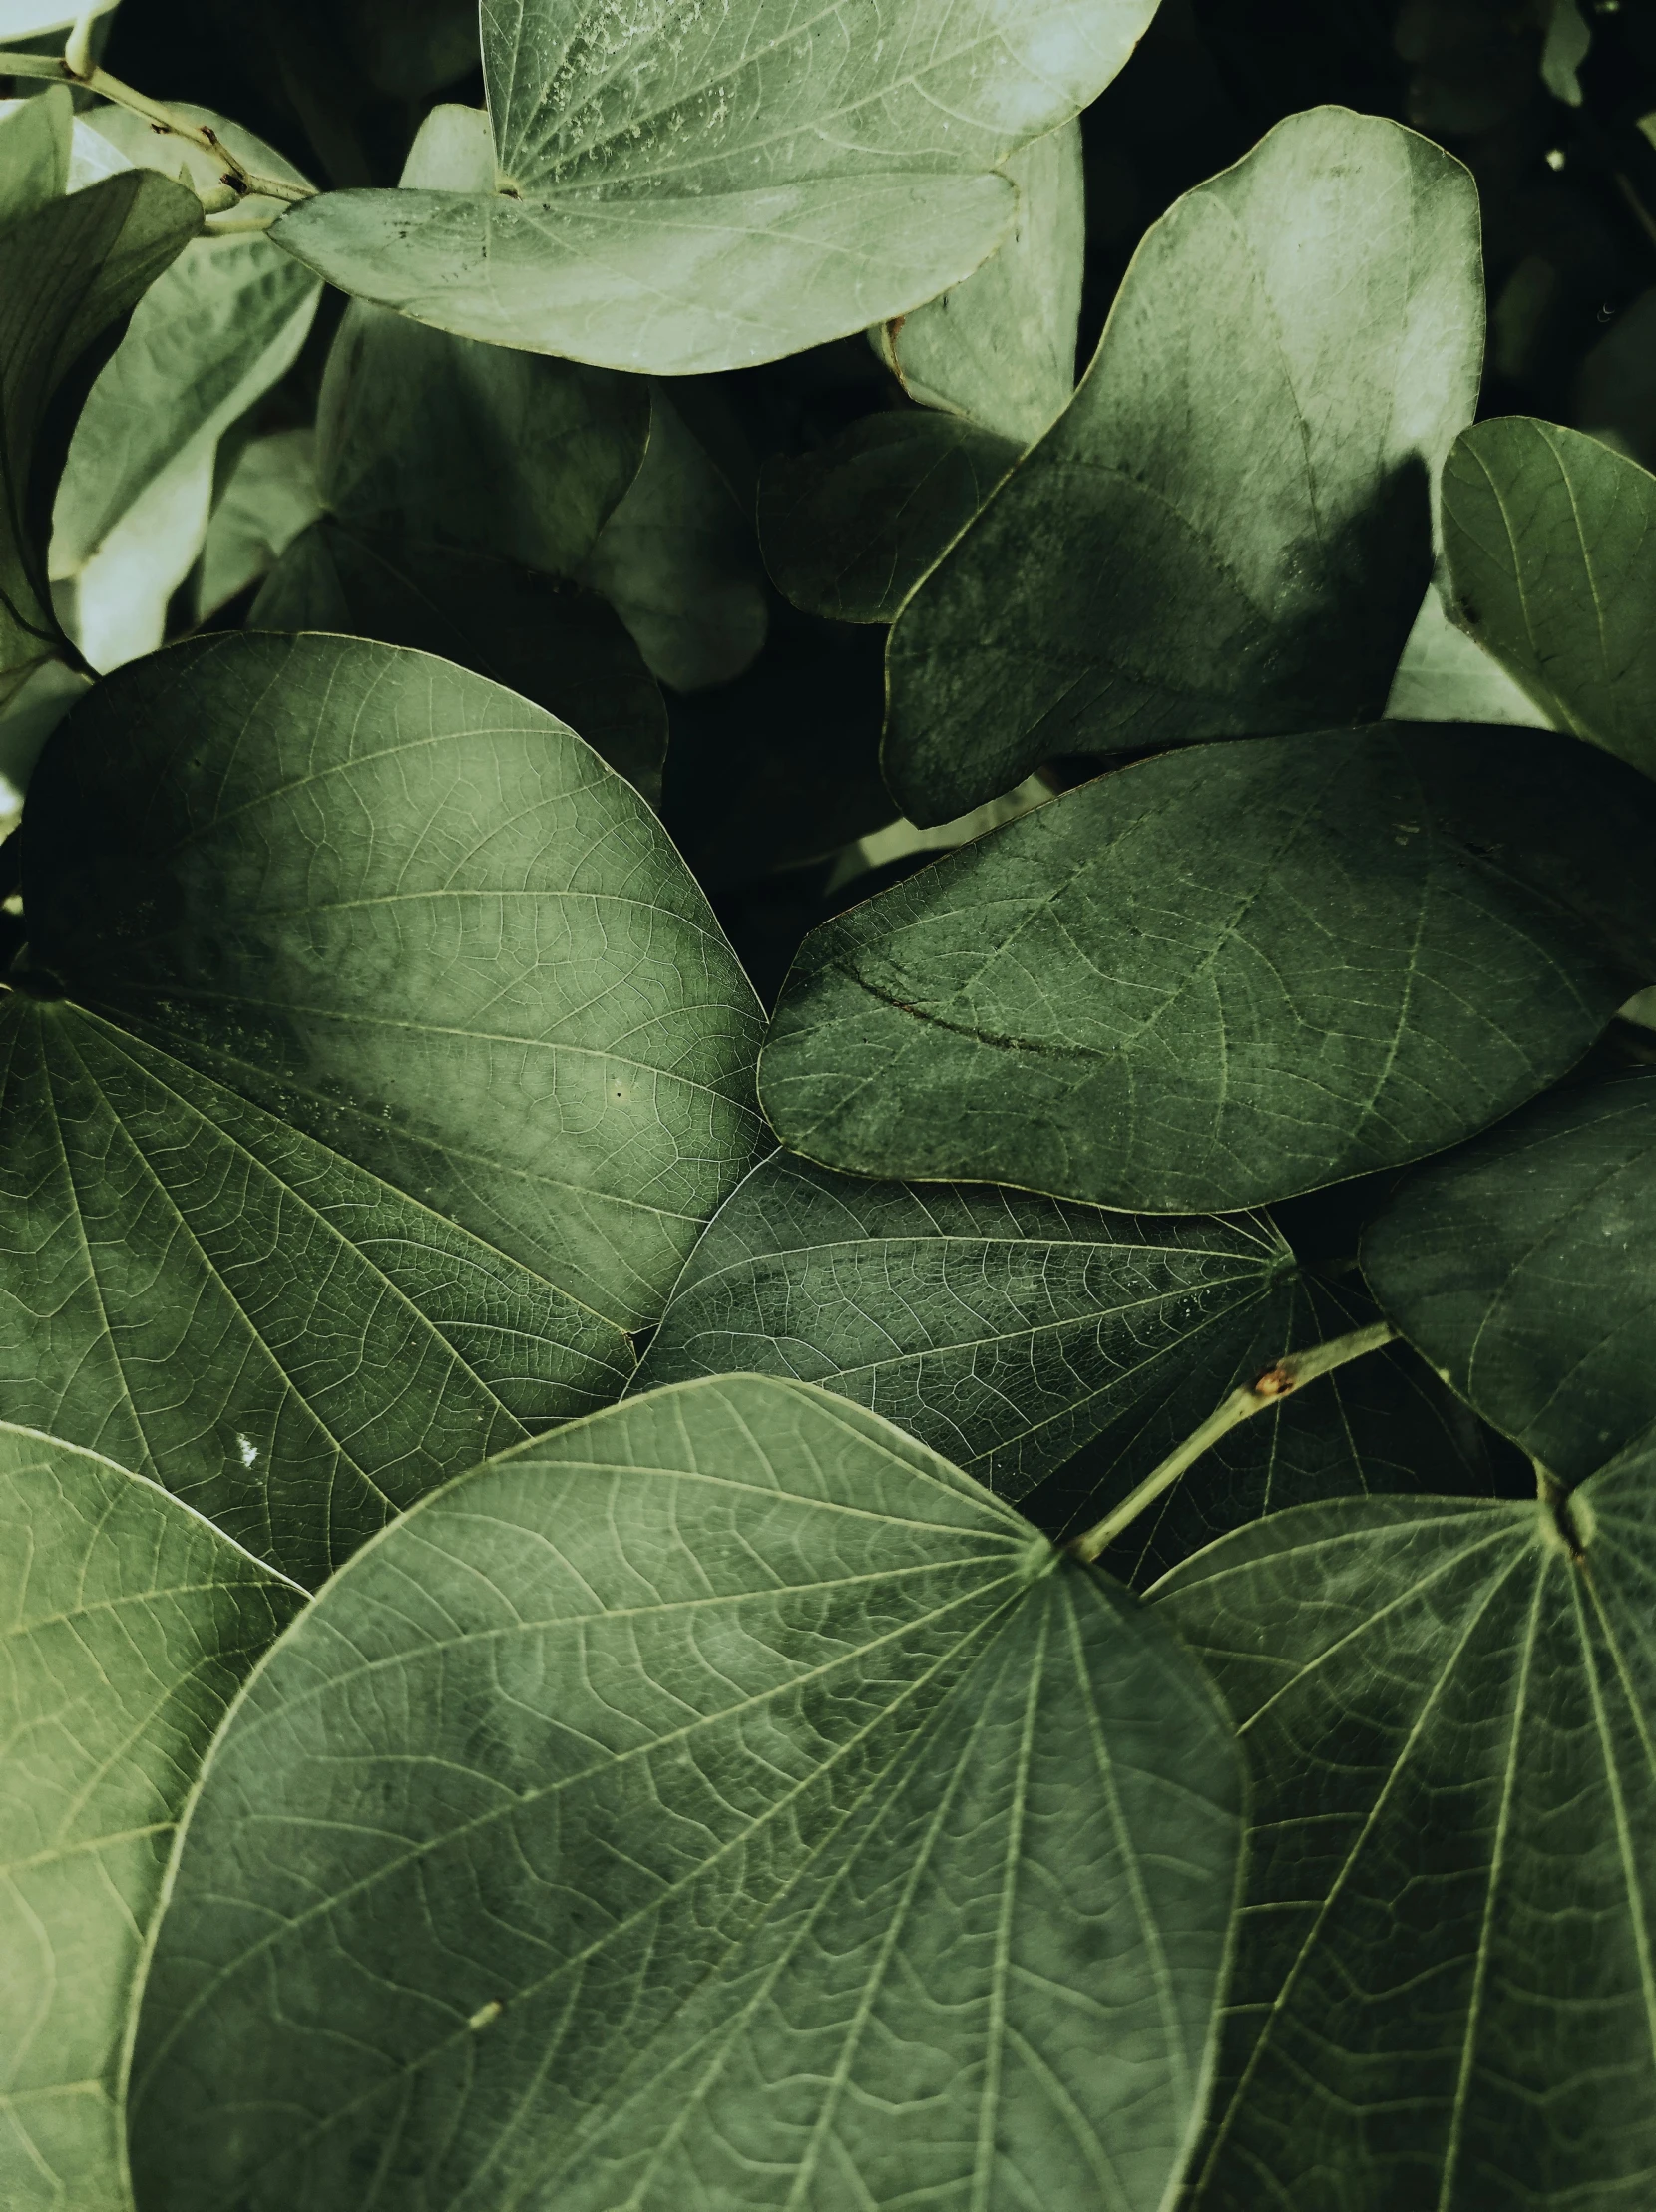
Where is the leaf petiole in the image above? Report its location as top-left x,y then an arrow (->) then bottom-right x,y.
1067,1320 -> 1398,1563
0,47 -> 316,204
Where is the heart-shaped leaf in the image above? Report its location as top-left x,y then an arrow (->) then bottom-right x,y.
872,119 -> 1086,446
269,0 -> 1157,373
758,412 -> 1021,625
0,169 -> 201,699
762,726 -> 1656,1214
0,1422 -> 298,2212
1442,415 -> 1656,780
130,1374 -> 1242,2212
1362,1067 -> 1656,1484
883,108 -> 1484,824
634,1147 -> 1299,1502
0,632 -> 762,1577
252,522 -> 667,797
1155,1454 -> 1656,2210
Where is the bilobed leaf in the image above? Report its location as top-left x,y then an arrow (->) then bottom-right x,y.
758,412 -> 1021,625
252,521 -> 667,796
761,725 -> 1656,1214
1154,1453 -> 1656,2210
269,0 -> 1156,373
0,169 -> 201,698
1363,1067 -> 1656,1483
884,108 -> 1484,824
0,88 -> 71,228
874,120 -> 1086,446
49,106 -> 321,675
0,1422 -> 299,2212
635,1148 -> 1297,1497
1442,416 -> 1656,779
129,1374 -> 1242,2212
0,631 -> 762,1577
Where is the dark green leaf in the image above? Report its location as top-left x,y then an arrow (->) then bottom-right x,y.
1154,1453 -> 1656,2210
1442,416 -> 1656,780
250,521 -> 667,799
634,1146 -> 1297,1496
0,170 -> 201,697
883,108 -> 1483,824
0,1422 -> 298,2212
758,413 -> 1020,625
761,726 -> 1656,1213
1363,1067 -> 1656,1483
269,0 -> 1157,372
130,1374 -> 1241,2212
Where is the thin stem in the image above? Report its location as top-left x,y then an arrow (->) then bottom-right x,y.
0,49 -> 315,205
1066,1320 -> 1398,1565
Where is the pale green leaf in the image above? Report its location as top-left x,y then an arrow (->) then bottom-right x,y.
269,0 -> 1157,373
194,426 -> 320,620
760,726 -> 1656,1214
1155,1454 -> 1656,2210
873,120 -> 1086,446
884,108 -> 1483,824
1362,1067 -> 1656,1484
0,88 -> 71,228
1442,416 -> 1656,780
130,1374 -> 1241,2212
0,1422 -> 299,2212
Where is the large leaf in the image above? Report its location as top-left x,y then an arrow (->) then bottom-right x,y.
1441,416 -> 1656,780
0,170 -> 201,698
0,1422 -> 299,2212
49,107 -> 321,674
1362,1067 -> 1656,1484
269,0 -> 1157,373
762,726 -> 1656,1214
758,412 -> 1021,625
635,1148 -> 1297,1495
129,1374 -> 1242,2212
1154,1453 -> 1656,2210
0,87 -> 71,229
883,108 -> 1483,824
252,521 -> 668,797
872,120 -> 1086,446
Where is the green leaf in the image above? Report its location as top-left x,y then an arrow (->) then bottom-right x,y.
1441,416 -> 1656,780
0,169 -> 202,698
0,1422 -> 299,2212
0,998 -> 632,1584
758,412 -> 1021,625
0,87 -> 72,229
129,1373 -> 1242,2212
1153,1453 -> 1656,2210
635,1146 -> 1299,1501
872,120 -> 1086,446
1362,1067 -> 1656,1484
760,725 -> 1656,1214
883,108 -> 1484,825
252,520 -> 667,798
268,0 -> 1157,373
49,107 -> 321,675
193,426 -> 320,620
582,382 -> 768,691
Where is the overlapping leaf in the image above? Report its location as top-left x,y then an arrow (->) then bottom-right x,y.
0,168 -> 201,699
761,726 -> 1656,1214
635,1148 -> 1298,1498
0,1423 -> 299,2212
883,107 -> 1483,823
758,413 -> 1020,625
130,1374 -> 1241,2212
0,87 -> 70,228
1442,415 -> 1656,778
1156,1453 -> 1656,2210
270,0 -> 1156,372
872,119 -> 1086,446
1363,1067 -> 1656,1482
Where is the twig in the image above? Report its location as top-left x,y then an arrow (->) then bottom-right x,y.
1066,1321 -> 1398,1564
0,47 -> 315,205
